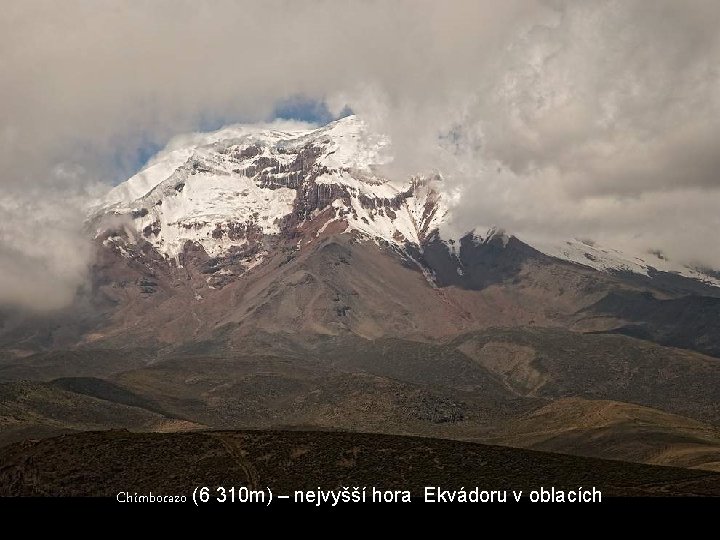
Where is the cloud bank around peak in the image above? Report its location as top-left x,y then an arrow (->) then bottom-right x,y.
1,0 -> 719,310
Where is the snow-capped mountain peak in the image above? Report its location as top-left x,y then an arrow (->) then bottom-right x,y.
91,115 -> 445,265
91,115 -> 719,289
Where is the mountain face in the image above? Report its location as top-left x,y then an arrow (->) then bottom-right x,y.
3,116 -> 720,474
76,115 -> 720,351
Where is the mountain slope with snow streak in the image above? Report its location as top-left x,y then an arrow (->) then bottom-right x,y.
524,236 -> 720,288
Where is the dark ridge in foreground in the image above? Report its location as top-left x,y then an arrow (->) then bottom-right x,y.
1,430 -> 719,497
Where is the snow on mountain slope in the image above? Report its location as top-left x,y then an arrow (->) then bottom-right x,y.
101,147 -> 196,209
91,115 -> 718,288
523,236 -> 720,288
97,121 -> 313,211
91,115 -> 446,264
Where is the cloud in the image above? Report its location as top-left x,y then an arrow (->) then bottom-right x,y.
1,0 -> 719,310
0,186 -> 93,311
432,1 -> 720,266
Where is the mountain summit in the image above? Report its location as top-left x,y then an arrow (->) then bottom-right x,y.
91,115 -> 719,290
91,116 -> 444,270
